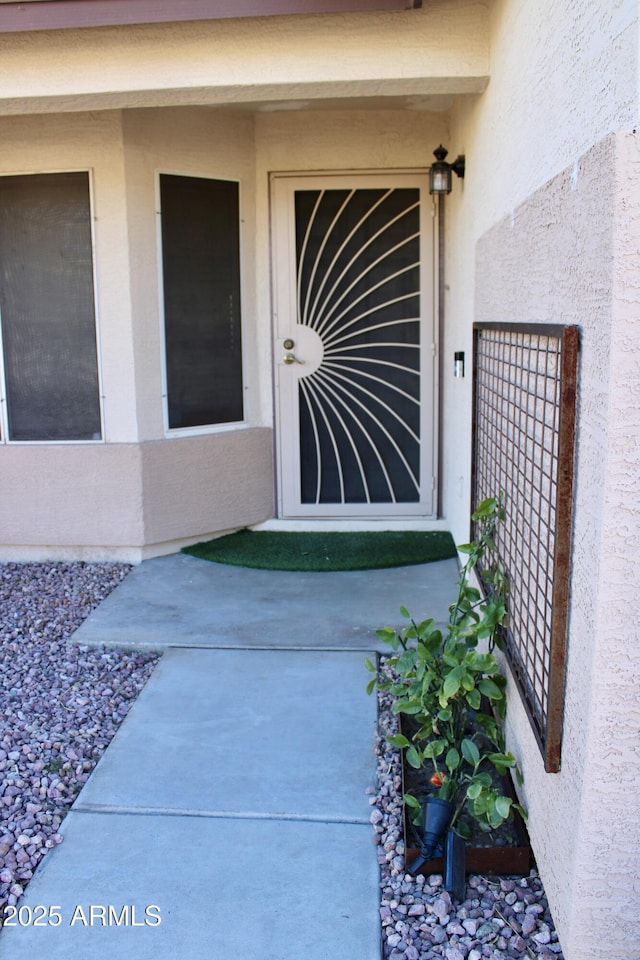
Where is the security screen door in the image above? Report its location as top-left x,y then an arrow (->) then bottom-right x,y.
272,173 -> 437,518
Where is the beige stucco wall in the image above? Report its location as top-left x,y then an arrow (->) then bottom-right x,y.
0,10 -> 638,953
253,107 -> 450,431
0,4 -> 489,114
0,444 -> 144,554
474,134 -> 640,959
0,430 -> 273,562
441,1 -> 639,956
0,108 -> 275,557
140,429 -> 274,548
120,106 -> 261,438
443,0 -> 639,546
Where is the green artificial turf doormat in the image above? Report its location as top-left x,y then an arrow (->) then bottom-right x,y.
183,529 -> 457,572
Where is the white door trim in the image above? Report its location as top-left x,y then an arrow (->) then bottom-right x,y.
271,170 -> 438,519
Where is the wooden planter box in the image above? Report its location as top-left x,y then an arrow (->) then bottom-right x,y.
400,722 -> 532,876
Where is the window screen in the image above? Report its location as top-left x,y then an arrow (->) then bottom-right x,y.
160,174 -> 244,429
0,171 -> 101,441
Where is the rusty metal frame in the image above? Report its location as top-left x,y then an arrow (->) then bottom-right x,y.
471,322 -> 579,772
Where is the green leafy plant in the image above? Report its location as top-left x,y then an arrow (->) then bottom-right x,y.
366,496 -> 525,838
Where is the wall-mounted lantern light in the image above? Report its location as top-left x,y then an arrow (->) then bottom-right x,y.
429,145 -> 466,195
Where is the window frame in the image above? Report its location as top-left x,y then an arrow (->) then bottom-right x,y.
0,167 -> 104,445
155,168 -> 247,438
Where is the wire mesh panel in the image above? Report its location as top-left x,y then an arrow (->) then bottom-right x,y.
472,323 -> 579,772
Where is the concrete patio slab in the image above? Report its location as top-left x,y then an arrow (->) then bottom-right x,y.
72,552 -> 459,652
0,555 -> 461,959
0,810 -> 378,960
73,647 -> 377,821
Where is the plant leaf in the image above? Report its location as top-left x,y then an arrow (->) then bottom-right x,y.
423,738 -> 447,759
396,650 -> 417,675
364,657 -> 376,673
495,795 -> 512,819
456,820 -> 472,839
366,677 -> 377,695
478,677 -> 504,701
488,752 -> 516,773
443,673 -> 461,699
393,702 -> 423,715
445,747 -> 460,772
472,497 -> 497,520
461,738 -> 480,767
466,688 -> 481,710
387,734 -> 411,749
467,781 -> 483,800
475,772 -> 492,787
406,746 -> 422,769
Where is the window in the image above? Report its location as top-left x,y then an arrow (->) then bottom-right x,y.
0,171 -> 101,442
159,174 -> 244,430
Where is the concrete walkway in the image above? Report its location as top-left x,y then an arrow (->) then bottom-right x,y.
0,554 -> 458,960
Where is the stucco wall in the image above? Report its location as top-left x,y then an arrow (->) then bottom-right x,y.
0,3 -> 489,114
0,430 -> 273,561
474,134 -> 640,958
570,128 -> 640,957
121,106 -> 260,439
254,108 -> 450,431
0,109 -> 275,558
141,429 -> 274,548
0,444 -> 144,555
443,0 -> 639,545
440,2 -> 639,956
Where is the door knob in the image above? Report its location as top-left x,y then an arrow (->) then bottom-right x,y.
283,352 -> 304,365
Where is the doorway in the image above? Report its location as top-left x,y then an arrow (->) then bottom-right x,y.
271,172 -> 437,519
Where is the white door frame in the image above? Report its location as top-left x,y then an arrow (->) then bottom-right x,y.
271,170 -> 438,519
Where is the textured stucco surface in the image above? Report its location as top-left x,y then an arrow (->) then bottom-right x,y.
442,0 -> 639,545
0,3 -> 489,114
436,4 -> 639,955
0,5 -> 638,949
121,106 -> 259,441
0,430 -> 273,560
254,107 -> 449,432
475,133 -> 640,959
0,443 -> 145,548
140,429 -> 274,545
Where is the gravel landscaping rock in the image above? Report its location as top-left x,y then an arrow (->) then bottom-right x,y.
0,562 -> 159,925
371,664 -> 565,959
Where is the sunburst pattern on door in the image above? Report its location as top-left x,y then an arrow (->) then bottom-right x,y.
294,187 -> 421,504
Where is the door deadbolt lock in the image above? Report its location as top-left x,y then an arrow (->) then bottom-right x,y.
283,338 -> 295,350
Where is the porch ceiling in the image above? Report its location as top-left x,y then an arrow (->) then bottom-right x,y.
0,0 -> 424,33
0,3 -> 488,116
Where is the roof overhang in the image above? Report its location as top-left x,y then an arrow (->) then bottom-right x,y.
0,0 -> 423,33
